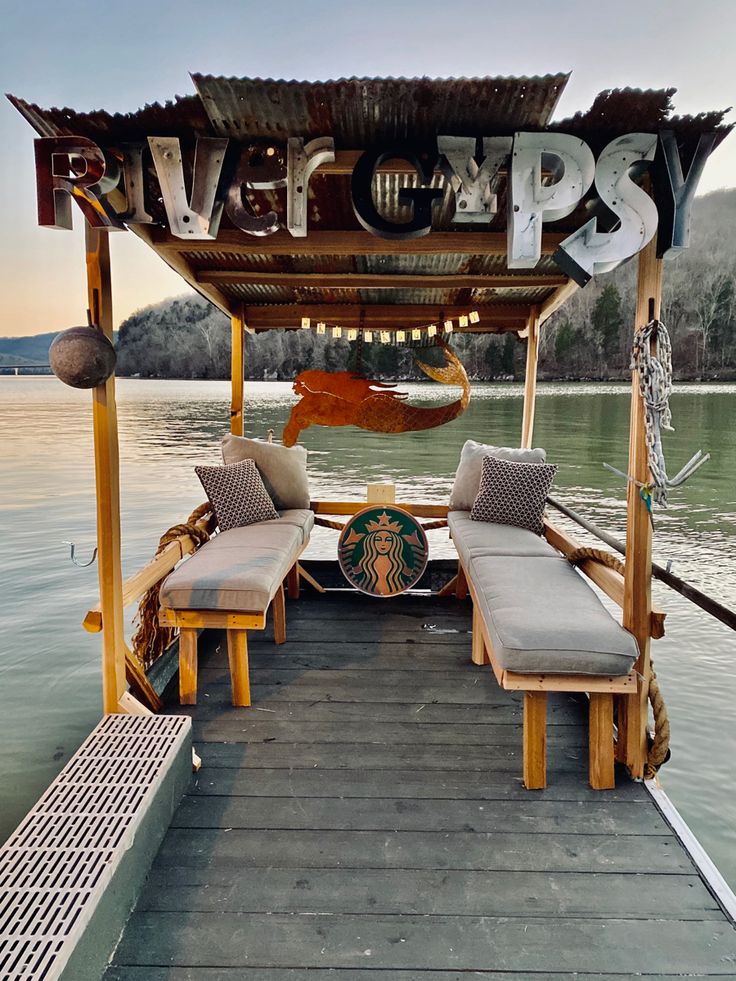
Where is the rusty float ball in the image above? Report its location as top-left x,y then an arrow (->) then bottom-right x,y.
49,326 -> 117,389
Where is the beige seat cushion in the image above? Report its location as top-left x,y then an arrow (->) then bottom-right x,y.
160,522 -> 303,613
265,509 -> 315,546
222,434 -> 310,509
449,440 -> 547,512
468,554 -> 638,676
448,511 -> 558,567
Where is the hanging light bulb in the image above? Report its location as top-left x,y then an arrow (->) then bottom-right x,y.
364,330 -> 373,342
397,330 -> 406,343
444,320 -> 454,334
412,328 -> 421,341
380,331 -> 391,344
469,310 -> 480,324
427,324 -> 437,338
348,328 -> 358,341
301,317 -> 311,329
458,314 -> 469,328
316,322 -> 326,334
333,326 -> 342,339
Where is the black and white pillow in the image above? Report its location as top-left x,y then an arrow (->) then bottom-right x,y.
470,454 -> 557,536
195,458 -> 278,532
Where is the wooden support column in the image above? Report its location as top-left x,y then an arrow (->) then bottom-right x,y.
86,227 -> 126,714
523,691 -> 547,789
620,236 -> 663,778
230,310 -> 245,436
521,305 -> 540,448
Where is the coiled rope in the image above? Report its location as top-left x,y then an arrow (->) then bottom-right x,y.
131,502 -> 212,669
566,545 -> 671,779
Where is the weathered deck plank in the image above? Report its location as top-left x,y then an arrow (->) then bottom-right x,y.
106,593 -> 736,979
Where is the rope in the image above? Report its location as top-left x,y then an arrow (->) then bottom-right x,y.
566,546 -> 626,576
131,502 -> 212,669
644,658 -> 671,780
630,318 -> 674,506
314,516 -> 347,531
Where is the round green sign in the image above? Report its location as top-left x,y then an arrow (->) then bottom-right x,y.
337,505 -> 429,597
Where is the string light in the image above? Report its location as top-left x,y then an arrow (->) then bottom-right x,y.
301,312 -> 479,346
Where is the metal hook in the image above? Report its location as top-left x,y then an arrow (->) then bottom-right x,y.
63,541 -> 98,568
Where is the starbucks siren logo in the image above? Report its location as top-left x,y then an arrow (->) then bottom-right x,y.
338,506 -> 429,597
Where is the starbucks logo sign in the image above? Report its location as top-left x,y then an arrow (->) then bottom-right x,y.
338,506 -> 429,597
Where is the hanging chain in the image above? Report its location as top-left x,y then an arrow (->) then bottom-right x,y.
631,318 -> 674,506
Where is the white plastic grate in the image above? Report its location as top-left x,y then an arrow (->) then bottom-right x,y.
0,714 -> 190,980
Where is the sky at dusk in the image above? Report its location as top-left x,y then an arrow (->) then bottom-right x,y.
0,0 -> 734,338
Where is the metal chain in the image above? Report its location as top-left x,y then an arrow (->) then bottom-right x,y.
631,319 -> 674,506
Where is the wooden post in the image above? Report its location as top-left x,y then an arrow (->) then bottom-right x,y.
521,305 -> 540,448
522,691 -> 547,789
86,227 -> 126,714
226,629 -> 251,706
230,310 -> 245,436
620,236 -> 663,778
178,629 -> 198,705
589,692 -> 615,790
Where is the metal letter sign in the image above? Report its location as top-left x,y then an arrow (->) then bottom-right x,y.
352,144 -> 443,239
287,137 -> 335,237
148,137 -> 228,239
439,136 -> 513,223
555,134 -> 659,286
653,130 -> 718,258
224,141 -> 286,237
507,133 -> 595,268
34,137 -> 123,230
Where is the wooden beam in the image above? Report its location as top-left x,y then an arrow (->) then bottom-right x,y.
621,235 -> 663,779
243,304 -> 528,331
539,278 -> 579,324
86,227 -> 126,714
153,228 -> 569,257
230,309 -> 245,436
197,270 -> 568,290
521,305 -> 540,448
311,500 -> 448,518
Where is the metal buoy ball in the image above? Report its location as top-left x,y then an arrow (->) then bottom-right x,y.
49,326 -> 116,389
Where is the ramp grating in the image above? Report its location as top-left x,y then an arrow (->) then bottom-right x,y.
0,714 -> 190,980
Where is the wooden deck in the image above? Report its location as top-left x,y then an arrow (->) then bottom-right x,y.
105,592 -> 736,980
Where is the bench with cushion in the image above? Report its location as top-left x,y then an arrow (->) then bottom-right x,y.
160,508 -> 313,706
447,441 -> 639,790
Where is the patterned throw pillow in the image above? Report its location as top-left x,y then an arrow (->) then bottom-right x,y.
470,455 -> 557,535
195,459 -> 278,532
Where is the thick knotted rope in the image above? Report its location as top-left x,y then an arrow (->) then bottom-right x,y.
565,546 -> 671,778
131,502 -> 212,669
644,658 -> 671,780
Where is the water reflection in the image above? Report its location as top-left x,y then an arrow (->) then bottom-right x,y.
0,377 -> 735,885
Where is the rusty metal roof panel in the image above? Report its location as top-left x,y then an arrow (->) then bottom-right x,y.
191,74 -> 570,145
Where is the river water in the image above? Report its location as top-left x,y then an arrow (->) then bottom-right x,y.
0,377 -> 734,886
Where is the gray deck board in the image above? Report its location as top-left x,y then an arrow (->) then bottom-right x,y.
106,593 -> 736,979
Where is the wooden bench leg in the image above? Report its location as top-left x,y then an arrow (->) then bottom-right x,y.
226,629 -> 251,707
523,691 -> 547,790
287,562 -> 300,600
178,628 -> 198,705
455,562 -> 468,600
471,605 -> 488,666
273,583 -> 287,645
589,692 -> 615,790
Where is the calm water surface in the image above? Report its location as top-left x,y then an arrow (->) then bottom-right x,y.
1,378 -> 735,885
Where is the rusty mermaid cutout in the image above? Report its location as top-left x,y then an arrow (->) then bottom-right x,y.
282,341 -> 470,446
338,507 -> 429,597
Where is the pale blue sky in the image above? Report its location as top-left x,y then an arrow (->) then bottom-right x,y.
1,0 -> 734,336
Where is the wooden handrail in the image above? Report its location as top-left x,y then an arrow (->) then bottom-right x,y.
544,519 -> 666,639
83,510 -> 216,633
311,500 -> 449,518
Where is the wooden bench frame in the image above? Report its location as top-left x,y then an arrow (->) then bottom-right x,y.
159,560 -> 299,708
461,559 -> 637,791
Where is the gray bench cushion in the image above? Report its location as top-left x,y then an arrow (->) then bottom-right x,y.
449,511 -> 558,566
258,508 -> 315,546
468,555 -> 638,676
160,516 -> 306,613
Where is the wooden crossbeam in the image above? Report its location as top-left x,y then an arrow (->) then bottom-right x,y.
243,304 -> 528,331
197,270 -> 567,289
153,229 -> 568,257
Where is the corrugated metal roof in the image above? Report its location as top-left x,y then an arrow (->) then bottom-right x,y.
191,74 -> 570,145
